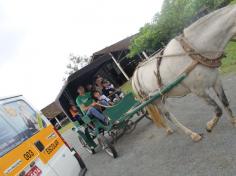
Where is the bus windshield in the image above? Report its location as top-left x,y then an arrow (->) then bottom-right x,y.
0,100 -> 44,157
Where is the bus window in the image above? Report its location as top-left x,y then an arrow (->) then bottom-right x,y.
0,100 -> 46,156
0,115 -> 25,157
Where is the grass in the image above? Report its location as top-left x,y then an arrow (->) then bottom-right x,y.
230,0 -> 236,4
220,41 -> 236,74
120,81 -> 133,93
58,122 -> 74,134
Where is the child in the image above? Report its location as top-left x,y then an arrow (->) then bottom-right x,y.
69,105 -> 84,125
102,80 -> 124,102
92,90 -> 113,106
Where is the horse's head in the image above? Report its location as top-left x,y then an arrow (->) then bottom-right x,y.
183,4 -> 236,58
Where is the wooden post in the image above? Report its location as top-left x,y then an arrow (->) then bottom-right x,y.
55,117 -> 62,128
109,53 -> 130,81
142,51 -> 149,60
138,53 -> 145,61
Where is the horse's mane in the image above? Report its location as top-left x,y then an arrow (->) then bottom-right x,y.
184,4 -> 236,35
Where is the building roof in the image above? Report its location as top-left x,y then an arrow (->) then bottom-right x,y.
65,34 -> 137,85
92,34 -> 136,60
41,102 -> 62,119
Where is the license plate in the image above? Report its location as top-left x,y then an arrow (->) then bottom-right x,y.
25,166 -> 42,176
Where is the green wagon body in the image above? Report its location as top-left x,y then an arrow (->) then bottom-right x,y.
78,93 -> 140,134
104,93 -> 139,122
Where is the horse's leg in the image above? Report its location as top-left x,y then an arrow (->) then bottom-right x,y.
214,78 -> 236,126
155,104 -> 174,135
196,91 -> 222,132
157,102 -> 202,142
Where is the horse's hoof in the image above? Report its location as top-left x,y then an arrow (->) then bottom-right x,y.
206,120 -> 214,132
206,122 -> 212,132
231,118 -> 236,127
166,128 -> 174,135
191,133 -> 203,142
206,127 -> 212,133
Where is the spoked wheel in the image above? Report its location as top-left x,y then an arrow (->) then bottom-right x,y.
97,134 -> 118,158
108,131 -> 117,144
79,136 -> 95,154
124,120 -> 136,134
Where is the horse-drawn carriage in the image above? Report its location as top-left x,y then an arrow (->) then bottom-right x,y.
70,92 -> 149,158
56,66 -> 186,158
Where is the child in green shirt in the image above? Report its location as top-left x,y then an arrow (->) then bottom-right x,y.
76,86 -> 108,125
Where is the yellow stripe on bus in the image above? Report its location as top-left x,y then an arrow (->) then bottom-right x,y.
0,125 -> 64,176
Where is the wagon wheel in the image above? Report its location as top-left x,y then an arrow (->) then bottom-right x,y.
108,131 -> 117,144
87,128 -> 97,139
97,134 -> 118,158
78,136 -> 95,154
124,120 -> 136,134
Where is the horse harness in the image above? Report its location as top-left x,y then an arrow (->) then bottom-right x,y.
176,34 -> 223,68
134,34 -> 224,99
154,34 -> 224,89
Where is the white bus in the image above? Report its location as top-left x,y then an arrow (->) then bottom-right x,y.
0,95 -> 87,176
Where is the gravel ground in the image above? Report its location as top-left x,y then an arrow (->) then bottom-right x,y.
63,73 -> 236,176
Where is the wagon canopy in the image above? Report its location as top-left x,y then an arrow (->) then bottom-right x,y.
56,55 -> 111,118
56,34 -> 140,118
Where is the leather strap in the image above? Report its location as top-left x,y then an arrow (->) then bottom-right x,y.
176,35 -> 223,68
154,48 -> 165,88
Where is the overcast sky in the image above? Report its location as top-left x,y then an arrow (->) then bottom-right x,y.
0,0 -> 164,109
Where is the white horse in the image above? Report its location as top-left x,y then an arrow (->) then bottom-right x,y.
132,4 -> 236,142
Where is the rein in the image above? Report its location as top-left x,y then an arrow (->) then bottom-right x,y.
152,50 -> 225,60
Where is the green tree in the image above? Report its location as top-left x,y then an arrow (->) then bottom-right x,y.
129,0 -> 231,57
63,54 -> 91,82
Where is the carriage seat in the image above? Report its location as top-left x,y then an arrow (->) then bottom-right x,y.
103,92 -> 139,123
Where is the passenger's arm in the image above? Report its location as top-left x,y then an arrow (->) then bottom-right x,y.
80,102 -> 97,111
80,104 -> 89,111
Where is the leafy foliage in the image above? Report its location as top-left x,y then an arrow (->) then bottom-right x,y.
63,54 -> 91,81
129,0 -> 232,57
221,41 -> 236,73
230,0 -> 236,4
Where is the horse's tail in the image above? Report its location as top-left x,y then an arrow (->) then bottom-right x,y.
131,69 -> 167,128
145,104 -> 167,128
